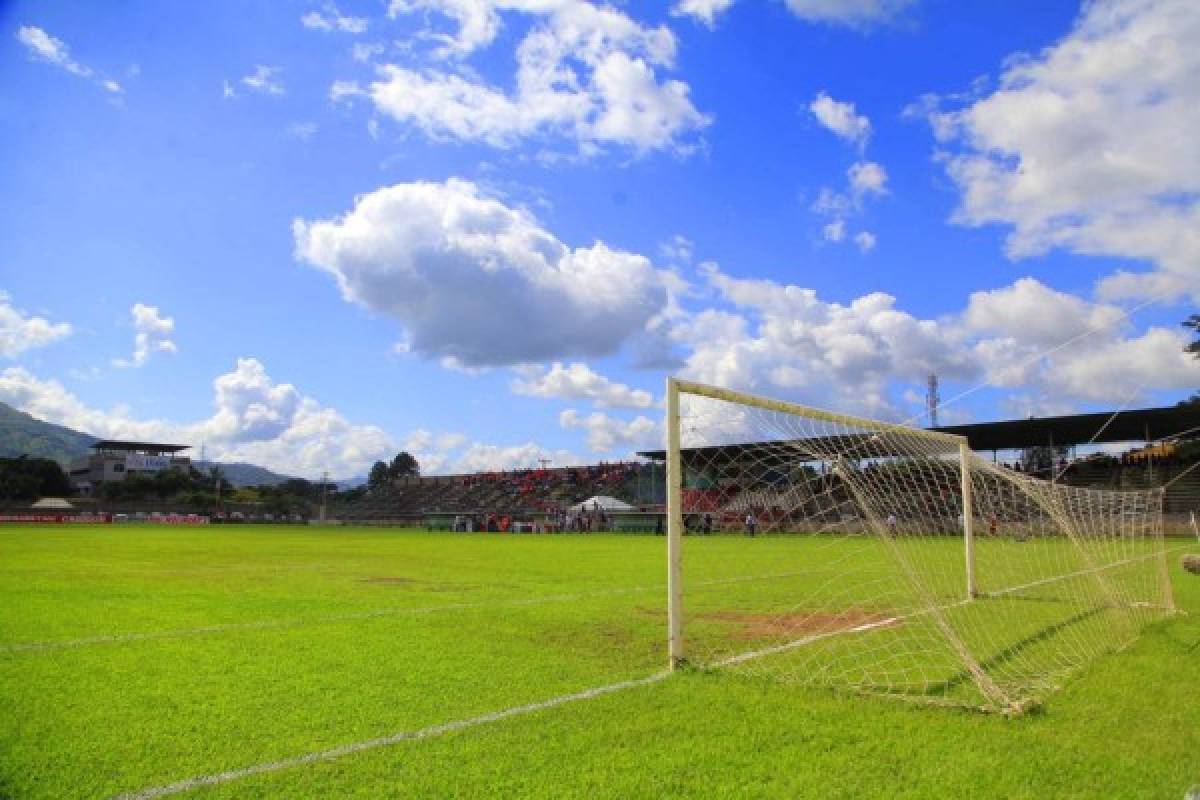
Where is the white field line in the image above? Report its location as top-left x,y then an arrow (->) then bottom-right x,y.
710,543 -> 1198,671
982,543 -> 1195,601
111,670 -> 673,800
106,578 -> 961,799
86,543 -> 1195,799
0,567 -> 820,655
711,616 -> 904,668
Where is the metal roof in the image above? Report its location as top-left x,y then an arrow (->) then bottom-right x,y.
90,440 -> 191,453
932,405 -> 1200,451
638,405 -> 1200,463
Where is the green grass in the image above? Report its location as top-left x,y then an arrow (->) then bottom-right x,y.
0,525 -> 1197,799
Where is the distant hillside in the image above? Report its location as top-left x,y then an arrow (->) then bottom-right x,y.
0,401 -> 296,487
194,461 -> 297,487
0,402 -> 95,463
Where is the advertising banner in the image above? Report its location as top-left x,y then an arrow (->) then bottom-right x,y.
125,454 -> 172,471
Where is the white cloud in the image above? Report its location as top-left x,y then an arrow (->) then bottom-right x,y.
659,234 -> 695,264
822,219 -> 845,243
848,161 -> 887,197
559,408 -> 658,453
0,359 -> 396,479
352,42 -> 386,62
393,424 -> 581,474
662,266 -> 1199,418
671,0 -> 736,28
512,362 -> 654,409
452,441 -> 582,472
926,0 -> 1200,302
114,303 -> 176,368
293,178 -> 669,367
812,162 -> 888,250
809,91 -> 871,148
16,25 -> 121,93
241,65 -> 285,96
673,264 -> 976,418
344,1 -> 710,154
301,4 -> 369,33
783,0 -> 915,28
0,292 -> 72,358
962,278 -> 1126,348
287,121 -> 319,140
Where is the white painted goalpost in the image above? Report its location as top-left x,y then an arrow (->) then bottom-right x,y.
665,378 -> 1174,713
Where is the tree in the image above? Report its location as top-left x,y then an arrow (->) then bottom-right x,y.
367,460 -> 390,489
389,451 -> 420,479
0,456 -> 70,501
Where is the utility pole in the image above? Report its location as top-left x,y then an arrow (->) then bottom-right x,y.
926,374 -> 940,428
320,470 -> 329,522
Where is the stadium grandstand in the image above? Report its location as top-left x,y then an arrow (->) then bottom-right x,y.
334,404 -> 1200,529
68,440 -> 191,496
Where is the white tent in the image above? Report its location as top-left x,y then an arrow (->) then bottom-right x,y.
569,495 -> 634,512
31,497 -> 74,509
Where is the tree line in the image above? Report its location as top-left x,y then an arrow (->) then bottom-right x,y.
366,451 -> 420,489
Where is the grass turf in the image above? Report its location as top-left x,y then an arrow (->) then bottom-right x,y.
0,525 -> 1196,798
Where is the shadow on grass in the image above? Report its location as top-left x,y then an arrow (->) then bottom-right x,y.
890,604 -> 1108,702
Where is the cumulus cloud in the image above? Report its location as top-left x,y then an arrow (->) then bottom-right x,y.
809,91 -> 871,148
813,162 -> 888,251
853,231 -> 876,252
659,234 -> 695,264
512,362 -> 654,409
0,292 -> 72,358
241,65 -> 285,96
0,359 -> 395,479
784,0 -> 915,27
114,303 -> 176,368
16,25 -> 121,93
339,1 -> 710,154
961,278 -> 1125,348
663,266 -> 1200,419
293,178 -> 669,367
848,161 -> 887,197
671,0 -> 737,28
352,42 -> 386,62
559,408 -> 659,453
301,4 -> 368,33
924,0 -> 1200,302
396,424 -> 583,473
822,219 -> 846,243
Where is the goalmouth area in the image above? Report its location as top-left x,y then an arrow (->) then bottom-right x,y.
0,524 -> 1197,798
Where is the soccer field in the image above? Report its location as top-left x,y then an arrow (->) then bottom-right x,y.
0,525 -> 1197,799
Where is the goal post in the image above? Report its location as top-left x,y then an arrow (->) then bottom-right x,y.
664,378 -> 1173,713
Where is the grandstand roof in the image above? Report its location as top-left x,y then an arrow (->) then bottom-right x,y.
639,404 -> 1200,464
933,405 -> 1200,451
90,440 -> 190,454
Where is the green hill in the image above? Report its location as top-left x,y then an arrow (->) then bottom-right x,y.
0,402 -> 96,463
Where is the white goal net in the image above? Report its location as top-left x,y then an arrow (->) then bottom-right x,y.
666,380 -> 1175,713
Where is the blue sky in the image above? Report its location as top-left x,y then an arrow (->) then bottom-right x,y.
2,0 -> 1198,478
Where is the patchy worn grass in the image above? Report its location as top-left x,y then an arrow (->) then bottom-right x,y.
0,525 -> 1196,799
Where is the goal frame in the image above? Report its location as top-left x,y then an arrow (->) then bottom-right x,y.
665,377 -> 981,671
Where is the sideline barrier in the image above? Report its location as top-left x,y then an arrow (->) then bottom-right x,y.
0,513 -> 113,524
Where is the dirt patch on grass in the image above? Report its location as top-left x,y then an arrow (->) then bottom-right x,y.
697,609 -> 896,640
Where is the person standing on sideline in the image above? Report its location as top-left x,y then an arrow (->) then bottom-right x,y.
886,513 -> 898,537
744,512 -> 757,537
